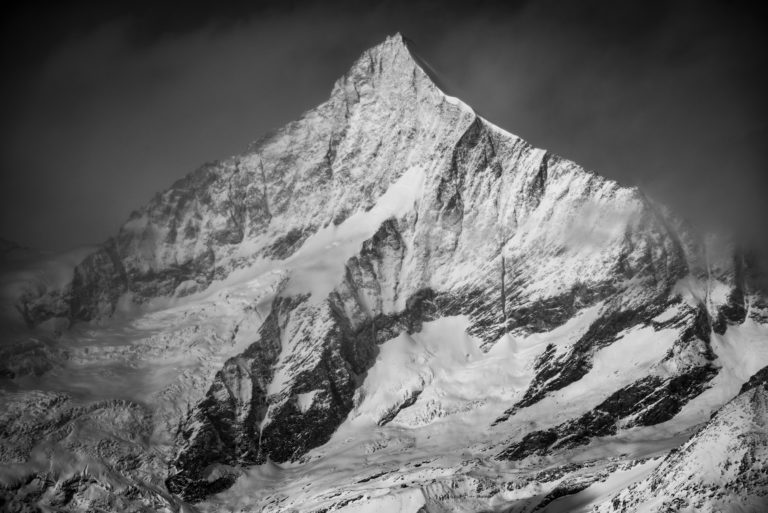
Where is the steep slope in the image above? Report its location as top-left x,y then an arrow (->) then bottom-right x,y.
593,370 -> 768,512
1,34 -> 766,512
0,244 -> 94,381
31,34 -> 474,325
160,34 -> 763,502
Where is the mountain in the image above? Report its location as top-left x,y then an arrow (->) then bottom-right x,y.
592,371 -> 768,512
1,33 -> 767,512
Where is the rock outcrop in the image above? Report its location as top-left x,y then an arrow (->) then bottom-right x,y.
1,34 -> 766,511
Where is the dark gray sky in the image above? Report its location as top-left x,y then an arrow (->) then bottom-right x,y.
1,0 -> 766,256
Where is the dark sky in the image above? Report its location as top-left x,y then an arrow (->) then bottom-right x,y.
1,0 -> 766,256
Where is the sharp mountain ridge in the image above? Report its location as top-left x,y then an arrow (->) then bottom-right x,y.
1,33 -> 767,512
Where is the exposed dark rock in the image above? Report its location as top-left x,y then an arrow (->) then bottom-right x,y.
680,303 -> 714,345
531,479 -> 593,511
68,239 -> 128,322
628,365 -> 719,427
258,306 -> 380,463
166,289 -> 381,501
378,389 -> 423,426
573,302 -> 667,353
168,282 -> 450,501
459,279 -> 618,347
358,288 -> 447,344
17,290 -> 70,328
167,212 -> 480,502
166,296 -> 290,499
168,204 -> 543,502
714,252 -> 748,334
356,470 -> 390,484
498,365 -> 718,461
3,33 -> 765,513
131,247 -> 216,300
739,365 -> 768,394
262,226 -> 316,260
498,430 -> 559,461
506,301 -> 667,416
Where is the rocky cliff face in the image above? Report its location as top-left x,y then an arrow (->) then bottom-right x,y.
52,34 -> 475,324
594,372 -> 768,512
2,34 -> 767,512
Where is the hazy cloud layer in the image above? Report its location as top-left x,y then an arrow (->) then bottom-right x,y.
1,1 -> 765,261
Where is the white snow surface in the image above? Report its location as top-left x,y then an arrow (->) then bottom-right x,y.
281,163 -> 426,303
1,33 -> 767,513
593,385 -> 768,513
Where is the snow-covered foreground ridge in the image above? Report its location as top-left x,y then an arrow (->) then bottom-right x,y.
2,33 -> 768,512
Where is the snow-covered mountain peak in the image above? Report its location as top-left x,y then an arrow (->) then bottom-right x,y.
328,33 -> 466,117
2,34 -> 767,512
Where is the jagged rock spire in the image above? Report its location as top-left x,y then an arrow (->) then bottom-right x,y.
329,33 -> 449,109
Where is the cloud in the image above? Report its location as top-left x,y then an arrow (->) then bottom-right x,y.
412,1 -> 768,264
0,8 -> 375,249
0,0 -> 765,271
